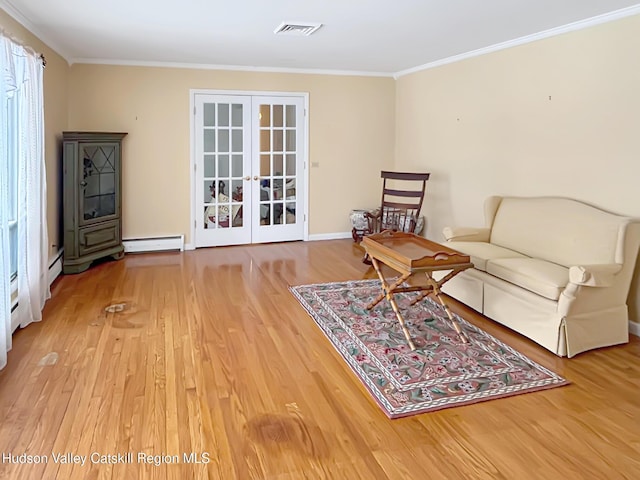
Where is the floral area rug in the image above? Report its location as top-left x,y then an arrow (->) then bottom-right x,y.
290,279 -> 569,418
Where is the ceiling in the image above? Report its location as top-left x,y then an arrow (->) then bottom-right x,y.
3,0 -> 640,76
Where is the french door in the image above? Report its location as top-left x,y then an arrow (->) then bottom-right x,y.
193,93 -> 306,247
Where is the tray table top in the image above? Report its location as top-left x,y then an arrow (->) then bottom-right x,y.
362,230 -> 472,272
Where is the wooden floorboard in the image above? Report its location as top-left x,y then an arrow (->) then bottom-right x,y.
0,239 -> 638,479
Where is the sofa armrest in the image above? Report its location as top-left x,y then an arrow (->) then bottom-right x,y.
442,227 -> 491,242
568,264 -> 623,287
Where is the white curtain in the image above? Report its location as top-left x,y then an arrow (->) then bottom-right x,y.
0,36 -> 12,370
0,34 -> 49,369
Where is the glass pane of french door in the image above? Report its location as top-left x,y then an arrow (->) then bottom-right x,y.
195,94 -> 252,247
252,96 -> 304,243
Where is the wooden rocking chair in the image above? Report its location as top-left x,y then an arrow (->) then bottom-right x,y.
359,170 -> 430,262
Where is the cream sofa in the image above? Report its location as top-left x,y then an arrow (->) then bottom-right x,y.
441,196 -> 640,357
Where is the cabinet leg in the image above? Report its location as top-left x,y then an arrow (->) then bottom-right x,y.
63,261 -> 92,274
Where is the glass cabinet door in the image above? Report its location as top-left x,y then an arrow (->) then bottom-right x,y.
79,143 -> 118,224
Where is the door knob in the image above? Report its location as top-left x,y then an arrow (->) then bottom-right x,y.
244,176 -> 250,181
253,176 -> 259,181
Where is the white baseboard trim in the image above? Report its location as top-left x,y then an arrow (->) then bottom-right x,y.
123,235 -> 184,253
308,232 -> 352,241
629,321 -> 640,338
183,243 -> 196,251
48,250 -> 63,287
11,250 -> 64,332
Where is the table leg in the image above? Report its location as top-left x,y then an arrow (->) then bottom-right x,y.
424,273 -> 470,344
409,287 -> 431,306
409,268 -> 462,306
368,258 -> 417,350
366,270 -> 412,310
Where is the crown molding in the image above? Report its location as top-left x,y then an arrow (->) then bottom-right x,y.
394,4 -> 640,79
0,0 -> 71,63
68,58 -> 394,78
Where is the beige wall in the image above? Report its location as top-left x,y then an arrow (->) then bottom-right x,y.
395,14 -> 640,320
0,10 -> 69,261
67,65 -> 396,243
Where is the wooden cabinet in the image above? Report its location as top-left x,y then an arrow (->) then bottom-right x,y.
62,132 -> 127,274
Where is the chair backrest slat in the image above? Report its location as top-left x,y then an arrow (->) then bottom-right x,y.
383,188 -> 424,198
381,171 -> 431,181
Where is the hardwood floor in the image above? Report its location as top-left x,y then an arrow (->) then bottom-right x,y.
0,239 -> 638,479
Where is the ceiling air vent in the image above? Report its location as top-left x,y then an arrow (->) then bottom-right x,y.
274,22 -> 323,36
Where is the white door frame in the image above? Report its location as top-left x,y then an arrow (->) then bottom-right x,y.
188,89 -> 310,250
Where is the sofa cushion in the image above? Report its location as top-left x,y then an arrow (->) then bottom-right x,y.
486,258 -> 569,301
445,241 -> 526,272
489,197 -> 622,267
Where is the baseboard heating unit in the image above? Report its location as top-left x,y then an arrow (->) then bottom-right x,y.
123,235 -> 184,253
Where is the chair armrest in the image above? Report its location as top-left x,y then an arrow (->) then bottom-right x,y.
442,227 -> 491,242
568,264 -> 623,287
